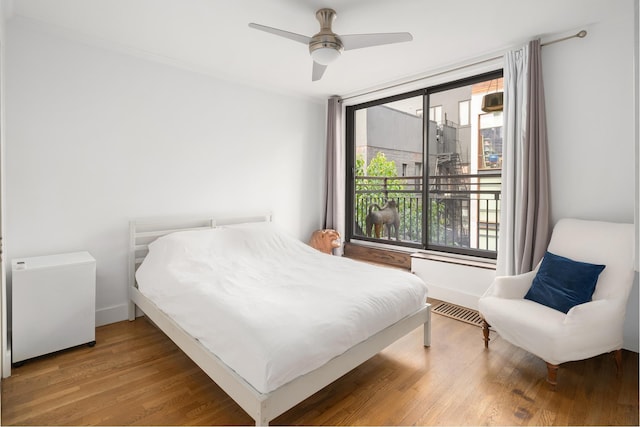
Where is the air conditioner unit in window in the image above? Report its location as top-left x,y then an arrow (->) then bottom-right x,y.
481,92 -> 503,112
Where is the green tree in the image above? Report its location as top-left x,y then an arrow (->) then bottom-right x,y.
364,152 -> 397,178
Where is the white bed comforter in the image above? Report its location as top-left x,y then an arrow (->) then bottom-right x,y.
135,222 -> 428,394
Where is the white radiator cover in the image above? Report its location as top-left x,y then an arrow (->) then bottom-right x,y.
411,257 -> 495,310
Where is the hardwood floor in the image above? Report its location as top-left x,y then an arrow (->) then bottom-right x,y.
2,308 -> 638,426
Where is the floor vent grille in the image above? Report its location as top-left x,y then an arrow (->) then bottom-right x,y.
432,302 -> 483,327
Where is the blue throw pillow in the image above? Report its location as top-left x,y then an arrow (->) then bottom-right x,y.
524,251 -> 605,314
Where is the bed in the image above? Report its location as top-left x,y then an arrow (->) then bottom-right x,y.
128,214 -> 431,426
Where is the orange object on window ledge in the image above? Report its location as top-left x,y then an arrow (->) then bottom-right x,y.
309,229 -> 342,255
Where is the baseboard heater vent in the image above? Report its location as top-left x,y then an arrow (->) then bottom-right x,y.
432,302 -> 483,327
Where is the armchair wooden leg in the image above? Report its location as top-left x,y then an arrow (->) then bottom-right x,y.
546,363 -> 558,390
614,349 -> 623,377
482,319 -> 490,348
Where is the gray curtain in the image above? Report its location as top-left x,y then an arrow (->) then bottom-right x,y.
323,96 -> 345,247
497,39 -> 550,275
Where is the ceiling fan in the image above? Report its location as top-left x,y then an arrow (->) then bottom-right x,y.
249,8 -> 413,81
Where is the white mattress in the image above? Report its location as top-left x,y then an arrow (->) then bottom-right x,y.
135,222 -> 428,394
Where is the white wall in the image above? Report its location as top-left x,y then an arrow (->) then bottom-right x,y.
415,1 -> 639,351
543,0 -> 637,351
0,0 -> 6,382
4,18 -> 326,327
634,0 -> 639,353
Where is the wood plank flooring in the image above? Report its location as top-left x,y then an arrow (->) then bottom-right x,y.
2,306 -> 638,426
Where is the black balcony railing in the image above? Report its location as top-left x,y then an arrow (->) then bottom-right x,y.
354,173 -> 501,256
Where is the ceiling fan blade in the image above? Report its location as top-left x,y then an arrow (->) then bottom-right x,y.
341,32 -> 413,51
248,23 -> 311,45
312,61 -> 327,81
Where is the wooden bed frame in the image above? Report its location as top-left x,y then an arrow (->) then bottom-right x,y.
128,214 -> 431,426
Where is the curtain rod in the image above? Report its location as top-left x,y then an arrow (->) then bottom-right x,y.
339,30 -> 587,102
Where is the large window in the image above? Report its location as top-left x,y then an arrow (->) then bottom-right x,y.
346,70 -> 503,259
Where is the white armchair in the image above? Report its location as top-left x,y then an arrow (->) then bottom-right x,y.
478,218 -> 635,388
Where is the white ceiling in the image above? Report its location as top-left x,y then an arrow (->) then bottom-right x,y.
4,0 -> 617,100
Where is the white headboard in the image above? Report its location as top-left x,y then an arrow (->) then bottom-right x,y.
128,213 -> 272,290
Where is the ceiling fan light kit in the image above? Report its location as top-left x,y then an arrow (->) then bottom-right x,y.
249,8 -> 413,81
310,47 -> 341,65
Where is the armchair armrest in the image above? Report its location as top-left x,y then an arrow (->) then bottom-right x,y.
562,299 -> 627,350
483,270 -> 537,299
565,298 -> 626,327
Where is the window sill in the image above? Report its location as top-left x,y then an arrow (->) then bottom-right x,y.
343,242 -> 497,271
347,238 -> 499,270
343,242 -> 412,270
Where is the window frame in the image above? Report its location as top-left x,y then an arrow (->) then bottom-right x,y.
345,88 -> 426,250
345,69 -> 504,259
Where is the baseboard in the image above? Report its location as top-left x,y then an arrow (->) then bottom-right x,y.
95,304 -> 129,327
3,348 -> 11,378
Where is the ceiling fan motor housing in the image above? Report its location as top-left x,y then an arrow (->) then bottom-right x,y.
309,8 -> 343,63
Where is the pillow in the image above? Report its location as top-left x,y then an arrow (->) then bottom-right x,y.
524,251 -> 605,314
